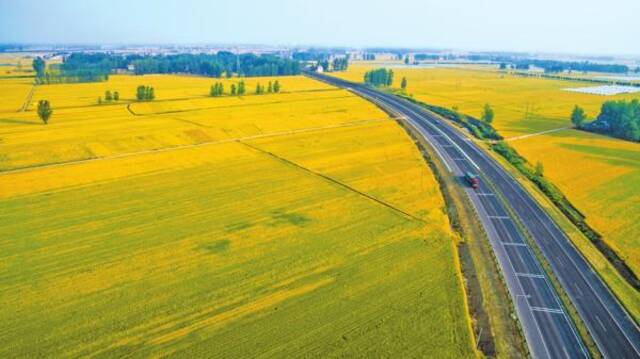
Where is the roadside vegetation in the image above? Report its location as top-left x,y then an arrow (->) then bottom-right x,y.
583,99 -> 640,142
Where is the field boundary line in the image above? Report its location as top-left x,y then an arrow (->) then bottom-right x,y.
504,127 -> 572,142
18,83 -> 36,112
0,118 -> 390,175
127,93 -> 355,116
237,140 -> 426,224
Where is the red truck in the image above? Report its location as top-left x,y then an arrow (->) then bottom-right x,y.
465,172 -> 480,189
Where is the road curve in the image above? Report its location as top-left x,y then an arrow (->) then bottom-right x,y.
306,71 -> 640,359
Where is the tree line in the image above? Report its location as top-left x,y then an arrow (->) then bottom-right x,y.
131,53 -> 300,77
579,99 -> 640,142
332,58 -> 348,71
32,52 -> 301,84
136,86 -> 155,101
33,54 -> 118,83
211,80 -> 281,97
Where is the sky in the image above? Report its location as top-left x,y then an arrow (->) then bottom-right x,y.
0,0 -> 638,56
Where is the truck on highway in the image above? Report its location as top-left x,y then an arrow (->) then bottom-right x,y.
464,172 -> 480,189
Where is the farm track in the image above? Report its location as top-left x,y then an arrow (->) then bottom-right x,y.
127,92 -> 352,116
504,127 -> 572,142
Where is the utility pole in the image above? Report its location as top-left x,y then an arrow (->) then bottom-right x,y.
235,47 -> 240,77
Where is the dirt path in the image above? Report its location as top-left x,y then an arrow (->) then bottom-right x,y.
504,126 -> 571,142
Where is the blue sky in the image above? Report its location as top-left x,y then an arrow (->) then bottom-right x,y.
0,0 -> 638,56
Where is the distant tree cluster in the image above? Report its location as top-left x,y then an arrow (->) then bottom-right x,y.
363,53 -> 376,61
292,51 -> 330,62
32,57 -> 45,77
35,53 -> 126,84
210,82 -> 224,97
332,58 -> 349,71
317,60 -> 330,72
364,68 -> 394,87
132,53 -> 300,77
136,86 -> 155,101
414,54 -> 440,61
511,59 -> 627,74
584,99 -> 640,141
33,52 -> 300,84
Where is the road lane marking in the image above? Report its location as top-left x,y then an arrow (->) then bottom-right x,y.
573,283 -> 583,297
489,215 -> 511,220
503,242 -> 528,247
516,273 -> 546,279
531,307 -> 564,314
596,315 -> 608,332
476,193 -> 495,196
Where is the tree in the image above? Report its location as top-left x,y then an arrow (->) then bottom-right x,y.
499,63 -> 507,70
231,84 -> 237,95
113,91 -> 119,101
404,55 -> 410,65
33,57 -> 46,77
136,86 -> 155,101
136,86 -> 146,101
211,83 -> 224,97
37,100 -> 52,124
364,68 -> 394,87
571,105 -> 586,128
267,81 -> 273,93
98,97 -> 103,105
273,80 -> 281,93
255,82 -> 263,95
238,81 -> 246,95
105,90 -> 113,102
535,161 -> 544,177
401,77 -> 407,90
481,103 -> 494,124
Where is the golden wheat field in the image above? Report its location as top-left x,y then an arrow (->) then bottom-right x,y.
0,73 -> 474,357
334,63 -> 640,138
332,63 -> 640,303
510,129 -> 640,274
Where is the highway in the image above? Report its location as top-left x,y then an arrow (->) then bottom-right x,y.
306,71 -> 640,359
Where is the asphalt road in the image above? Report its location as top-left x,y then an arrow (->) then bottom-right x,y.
306,71 -> 640,359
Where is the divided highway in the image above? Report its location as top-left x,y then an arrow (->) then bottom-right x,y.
306,71 -> 640,359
